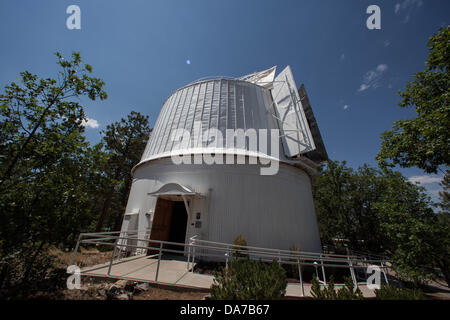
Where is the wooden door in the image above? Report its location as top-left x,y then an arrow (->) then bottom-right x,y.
149,198 -> 174,245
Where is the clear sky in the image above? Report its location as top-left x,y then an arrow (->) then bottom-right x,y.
0,0 -> 448,202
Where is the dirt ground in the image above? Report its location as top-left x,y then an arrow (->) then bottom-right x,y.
60,282 -> 207,300
133,286 -> 208,300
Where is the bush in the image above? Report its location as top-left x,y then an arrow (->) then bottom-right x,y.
375,285 -> 427,300
336,276 -> 364,300
311,275 -> 363,300
210,258 -> 287,300
311,274 -> 325,299
0,244 -> 66,299
232,234 -> 248,258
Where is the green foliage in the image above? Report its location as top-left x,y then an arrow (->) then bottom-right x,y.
313,160 -> 432,252
377,26 -> 449,174
0,52 -> 108,296
95,111 -> 151,231
323,276 -> 337,300
313,160 -> 448,287
210,258 -> 287,300
232,234 -> 248,258
439,171 -> 450,213
336,277 -> 364,300
374,27 -> 450,287
311,275 -> 363,300
0,50 -> 154,297
375,285 -> 426,300
310,275 -> 324,299
0,52 -> 107,251
428,210 -> 450,287
0,244 -> 66,299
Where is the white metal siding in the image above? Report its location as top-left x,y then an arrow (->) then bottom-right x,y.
124,158 -> 322,253
140,79 -> 278,163
272,66 -> 316,157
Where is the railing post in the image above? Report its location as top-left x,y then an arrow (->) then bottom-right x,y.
320,254 -> 327,285
155,242 -> 163,282
225,252 -> 229,268
187,243 -> 192,271
346,247 -> 357,288
69,233 -> 83,267
117,231 -> 126,261
297,259 -> 304,297
192,245 -> 196,269
381,261 -> 389,284
107,239 -> 118,276
348,258 -> 357,288
313,261 -> 319,282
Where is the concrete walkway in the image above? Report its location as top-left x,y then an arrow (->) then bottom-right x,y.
81,254 -> 215,290
80,255 -> 376,298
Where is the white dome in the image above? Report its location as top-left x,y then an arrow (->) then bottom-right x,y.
136,66 -> 326,176
141,78 -> 278,162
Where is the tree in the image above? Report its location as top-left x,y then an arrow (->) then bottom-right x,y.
428,209 -> 450,287
0,52 -> 107,188
0,52 -> 107,295
439,170 -> 450,212
377,26 -> 449,174
375,26 -> 450,287
313,161 -> 392,253
95,111 -> 151,232
313,160 -> 449,286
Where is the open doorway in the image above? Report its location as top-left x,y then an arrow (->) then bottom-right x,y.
149,198 -> 188,253
168,201 -> 188,244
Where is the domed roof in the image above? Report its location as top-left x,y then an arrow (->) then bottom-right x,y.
137,66 -> 326,171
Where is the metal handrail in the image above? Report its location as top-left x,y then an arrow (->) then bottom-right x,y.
73,233 -> 389,265
189,236 -> 388,263
70,231 -> 391,293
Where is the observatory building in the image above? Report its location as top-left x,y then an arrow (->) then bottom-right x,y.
120,66 -> 328,255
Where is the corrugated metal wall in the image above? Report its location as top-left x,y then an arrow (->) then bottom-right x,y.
140,79 -> 277,162
124,158 -> 322,254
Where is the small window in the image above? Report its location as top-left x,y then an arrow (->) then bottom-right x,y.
196,212 -> 201,220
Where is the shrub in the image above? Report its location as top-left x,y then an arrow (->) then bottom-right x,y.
336,276 -> 364,300
311,275 -> 325,299
311,275 -> 363,300
0,244 -> 66,299
210,258 -> 287,300
232,234 -> 248,258
375,285 -> 427,300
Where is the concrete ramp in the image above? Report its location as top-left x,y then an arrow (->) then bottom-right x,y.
80,255 -> 215,289
80,255 -> 377,298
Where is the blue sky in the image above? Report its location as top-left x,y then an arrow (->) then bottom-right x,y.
0,0 -> 448,202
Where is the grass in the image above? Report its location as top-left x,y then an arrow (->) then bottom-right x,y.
49,246 -> 113,268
